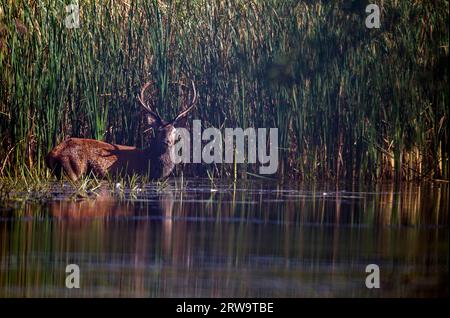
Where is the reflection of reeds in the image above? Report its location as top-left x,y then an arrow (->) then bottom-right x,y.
0,1 -> 448,181
0,181 -> 448,296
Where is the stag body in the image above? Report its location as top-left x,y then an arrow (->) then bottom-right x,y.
45,136 -> 175,181
45,81 -> 196,181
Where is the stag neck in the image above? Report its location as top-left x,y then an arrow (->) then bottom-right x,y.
145,138 -> 173,157
143,139 -> 176,180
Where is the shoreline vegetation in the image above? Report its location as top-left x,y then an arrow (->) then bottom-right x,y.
0,0 -> 448,183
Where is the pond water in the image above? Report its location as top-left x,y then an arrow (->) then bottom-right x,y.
0,179 -> 448,297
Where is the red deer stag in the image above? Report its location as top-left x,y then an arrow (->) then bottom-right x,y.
45,81 -> 197,181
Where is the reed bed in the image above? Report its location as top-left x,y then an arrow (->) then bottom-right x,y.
0,0 -> 448,181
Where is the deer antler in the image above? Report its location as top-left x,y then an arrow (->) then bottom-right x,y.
138,81 -> 161,122
172,80 -> 197,123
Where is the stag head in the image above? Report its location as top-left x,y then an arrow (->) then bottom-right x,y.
138,80 -> 197,146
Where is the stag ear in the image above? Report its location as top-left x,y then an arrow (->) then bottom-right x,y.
145,112 -> 161,128
140,101 -> 161,128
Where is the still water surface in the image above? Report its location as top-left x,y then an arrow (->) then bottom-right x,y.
0,180 -> 448,297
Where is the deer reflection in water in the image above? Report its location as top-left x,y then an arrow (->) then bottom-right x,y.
45,187 -> 189,297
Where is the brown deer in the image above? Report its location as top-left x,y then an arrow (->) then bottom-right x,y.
45,81 -> 197,181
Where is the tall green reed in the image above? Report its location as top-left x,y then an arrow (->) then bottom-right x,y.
0,0 -> 448,181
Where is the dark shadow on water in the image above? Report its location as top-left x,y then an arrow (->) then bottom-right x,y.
0,180 -> 448,297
